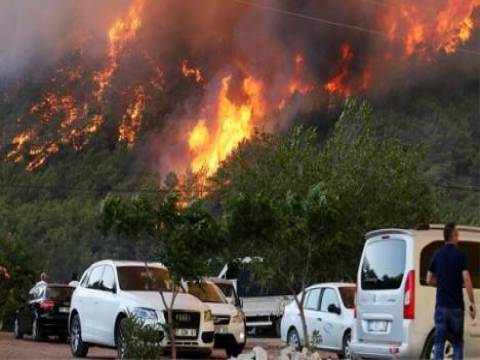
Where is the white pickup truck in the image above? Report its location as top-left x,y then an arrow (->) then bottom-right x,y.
210,263 -> 293,336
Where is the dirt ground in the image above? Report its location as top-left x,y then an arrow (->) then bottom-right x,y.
0,332 -> 289,360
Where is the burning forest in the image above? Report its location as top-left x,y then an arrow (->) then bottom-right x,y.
1,0 -> 480,177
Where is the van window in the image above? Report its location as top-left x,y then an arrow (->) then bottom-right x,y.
102,266 -> 116,292
339,286 -> 356,309
361,239 -> 406,290
420,241 -> 480,288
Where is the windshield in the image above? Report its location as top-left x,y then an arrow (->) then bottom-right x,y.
117,266 -> 172,291
361,239 -> 406,290
46,286 -> 74,300
188,282 -> 226,303
339,286 -> 356,309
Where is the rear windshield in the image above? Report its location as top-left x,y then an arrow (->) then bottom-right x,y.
117,266 -> 172,291
361,239 -> 406,290
339,286 -> 356,309
188,282 -> 226,303
46,286 -> 74,300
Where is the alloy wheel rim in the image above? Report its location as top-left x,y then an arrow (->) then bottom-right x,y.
344,337 -> 352,359
71,317 -> 80,352
288,331 -> 300,349
118,320 -> 127,359
430,340 -> 454,359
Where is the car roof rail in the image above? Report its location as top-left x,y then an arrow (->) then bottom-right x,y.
429,224 -> 480,233
365,228 -> 413,239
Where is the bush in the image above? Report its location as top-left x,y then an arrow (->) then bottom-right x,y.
122,314 -> 165,359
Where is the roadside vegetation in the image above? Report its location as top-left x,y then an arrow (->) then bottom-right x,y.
0,94 -> 478,346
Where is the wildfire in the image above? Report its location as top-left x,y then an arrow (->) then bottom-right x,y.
119,85 -> 146,145
188,75 -> 265,175
385,0 -> 480,56
93,0 -> 145,102
325,44 -> 353,96
181,61 -> 204,83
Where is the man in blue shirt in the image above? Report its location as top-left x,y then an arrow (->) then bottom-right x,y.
427,223 -> 476,360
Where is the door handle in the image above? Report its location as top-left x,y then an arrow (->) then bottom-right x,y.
317,317 -> 322,321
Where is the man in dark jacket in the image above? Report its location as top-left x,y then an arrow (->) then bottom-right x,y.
427,223 -> 476,360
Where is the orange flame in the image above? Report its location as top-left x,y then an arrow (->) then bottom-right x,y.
188,75 -> 265,175
181,60 -> 204,83
325,44 -> 353,96
119,85 -> 146,145
93,0 -> 145,102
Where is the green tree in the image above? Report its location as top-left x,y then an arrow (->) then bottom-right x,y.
99,192 -> 222,359
217,99 -> 435,349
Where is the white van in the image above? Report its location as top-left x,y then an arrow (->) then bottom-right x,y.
351,225 -> 480,359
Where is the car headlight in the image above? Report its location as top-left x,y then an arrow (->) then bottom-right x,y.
231,309 -> 245,324
204,310 -> 212,322
132,307 -> 158,321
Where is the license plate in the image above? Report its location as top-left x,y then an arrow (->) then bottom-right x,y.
367,320 -> 387,332
175,328 -> 197,337
215,325 -> 227,334
59,307 -> 69,313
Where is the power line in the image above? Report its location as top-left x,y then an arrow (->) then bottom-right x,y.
230,0 -> 388,38
230,0 -> 480,57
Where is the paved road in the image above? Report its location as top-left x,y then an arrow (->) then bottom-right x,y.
0,332 -> 285,359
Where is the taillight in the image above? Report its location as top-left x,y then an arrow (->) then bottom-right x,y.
40,299 -> 55,311
404,270 -> 415,320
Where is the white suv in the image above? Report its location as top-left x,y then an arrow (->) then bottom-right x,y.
187,280 -> 246,357
68,260 -> 214,358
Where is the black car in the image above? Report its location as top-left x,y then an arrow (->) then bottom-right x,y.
14,283 -> 74,341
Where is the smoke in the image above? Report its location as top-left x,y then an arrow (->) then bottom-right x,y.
0,0 -> 130,77
2,0 -> 480,176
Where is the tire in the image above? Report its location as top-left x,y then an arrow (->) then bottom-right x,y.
115,317 -> 127,360
287,328 -> 301,351
421,331 -> 454,360
274,317 -> 282,337
340,331 -> 352,359
32,314 -> 43,341
14,318 -> 23,339
70,314 -> 89,358
226,344 -> 243,358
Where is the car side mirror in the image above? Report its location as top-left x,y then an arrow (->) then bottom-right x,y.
328,304 -> 341,315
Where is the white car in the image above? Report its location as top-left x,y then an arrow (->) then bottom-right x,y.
351,225 -> 480,359
281,283 -> 356,358
187,280 -> 246,357
68,260 -> 215,358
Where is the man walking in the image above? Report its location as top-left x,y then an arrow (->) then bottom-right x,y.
427,223 -> 476,360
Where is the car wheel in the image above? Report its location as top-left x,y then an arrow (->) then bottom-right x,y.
274,317 -> 282,337
115,317 -> 128,360
14,318 -> 23,339
32,314 -> 43,341
287,328 -> 301,351
340,332 -> 352,359
70,314 -> 89,358
225,344 -> 243,357
422,332 -> 454,360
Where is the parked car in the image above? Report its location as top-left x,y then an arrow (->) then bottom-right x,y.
351,224 -> 480,359
69,260 -> 215,358
280,283 -> 356,358
209,277 -> 242,308
217,260 -> 293,336
187,280 -> 246,357
14,283 -> 74,342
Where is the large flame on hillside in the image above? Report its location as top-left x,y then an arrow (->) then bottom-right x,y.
3,0 -> 480,177
188,75 -> 265,175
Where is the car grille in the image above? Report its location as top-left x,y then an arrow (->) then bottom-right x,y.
213,315 -> 230,325
163,311 -> 200,339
